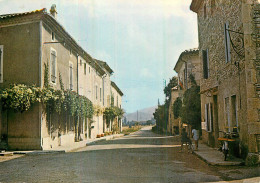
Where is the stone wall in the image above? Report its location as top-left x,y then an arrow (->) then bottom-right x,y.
196,0 -> 260,153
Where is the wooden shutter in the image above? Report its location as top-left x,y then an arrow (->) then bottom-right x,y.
202,50 -> 209,79
209,103 -> 213,132
224,22 -> 231,63
69,63 -> 73,90
51,50 -> 56,83
0,48 -> 2,80
205,103 -> 208,131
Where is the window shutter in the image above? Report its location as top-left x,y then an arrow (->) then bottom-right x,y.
51,50 -> 56,83
69,63 -> 73,90
202,50 -> 209,79
209,103 -> 212,132
206,49 -> 210,77
224,22 -> 231,63
205,104 -> 208,131
185,62 -> 188,88
0,48 -> 2,80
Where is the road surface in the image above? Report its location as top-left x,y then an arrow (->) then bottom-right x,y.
0,126 -> 259,183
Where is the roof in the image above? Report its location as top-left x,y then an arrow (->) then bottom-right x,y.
92,61 -> 106,76
0,8 -> 106,76
95,59 -> 114,74
190,0 -> 203,13
111,81 -> 123,96
0,8 -> 46,19
174,48 -> 199,73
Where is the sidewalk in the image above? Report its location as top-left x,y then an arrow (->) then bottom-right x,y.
12,133 -> 124,155
193,142 -> 244,166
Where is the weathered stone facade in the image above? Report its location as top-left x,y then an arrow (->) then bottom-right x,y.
191,0 -> 260,156
167,87 -> 179,135
173,49 -> 200,131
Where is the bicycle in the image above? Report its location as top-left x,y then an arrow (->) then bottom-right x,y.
218,131 -> 236,161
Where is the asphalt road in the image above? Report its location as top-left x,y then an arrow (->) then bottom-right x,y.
0,126 -> 259,183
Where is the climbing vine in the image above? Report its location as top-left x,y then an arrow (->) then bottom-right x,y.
0,84 -> 94,119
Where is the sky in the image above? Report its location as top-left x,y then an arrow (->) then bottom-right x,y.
0,0 -> 198,113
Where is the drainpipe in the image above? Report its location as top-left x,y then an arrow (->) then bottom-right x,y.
75,54 -> 79,142
39,20 -> 43,149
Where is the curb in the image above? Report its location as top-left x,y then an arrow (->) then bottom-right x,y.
193,150 -> 244,166
8,133 -> 125,155
13,150 -> 65,155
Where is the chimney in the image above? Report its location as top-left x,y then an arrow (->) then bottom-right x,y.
50,4 -> 57,19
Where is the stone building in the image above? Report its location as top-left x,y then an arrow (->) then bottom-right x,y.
173,49 -> 200,133
0,6 -> 123,150
190,0 -> 260,157
167,86 -> 179,135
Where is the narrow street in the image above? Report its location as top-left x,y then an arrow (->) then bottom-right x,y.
0,127 -> 259,183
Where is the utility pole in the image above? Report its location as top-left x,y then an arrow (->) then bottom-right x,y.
163,79 -> 167,135
137,110 -> 138,122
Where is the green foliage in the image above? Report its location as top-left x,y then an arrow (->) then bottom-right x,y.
0,84 -> 38,112
153,104 -> 168,132
173,97 -> 182,119
164,77 -> 178,99
44,63 -> 50,89
103,106 -> 124,121
59,72 -> 64,91
111,94 -> 114,107
153,76 -> 177,132
180,83 -> 201,128
0,84 -> 94,119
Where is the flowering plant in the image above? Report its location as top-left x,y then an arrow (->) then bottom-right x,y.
0,84 -> 94,119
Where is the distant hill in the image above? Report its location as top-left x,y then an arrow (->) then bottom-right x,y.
125,106 -> 157,122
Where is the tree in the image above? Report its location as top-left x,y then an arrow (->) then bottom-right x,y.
173,97 -> 182,119
153,76 -> 178,133
180,74 -> 201,129
163,77 -> 178,106
153,104 -> 168,132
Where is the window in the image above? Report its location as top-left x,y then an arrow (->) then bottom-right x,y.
211,0 -> 216,14
231,95 -> 238,130
225,97 -> 231,132
205,103 -> 213,132
50,49 -> 57,83
96,86 -> 98,100
51,32 -> 55,41
89,67 -> 91,73
0,45 -> 3,83
224,22 -> 231,63
69,49 -> 72,56
107,95 -> 110,107
84,63 -> 86,75
100,88 -> 102,102
184,62 -> 188,88
204,4 -> 207,19
202,49 -> 209,79
80,59 -> 82,66
69,62 -> 73,90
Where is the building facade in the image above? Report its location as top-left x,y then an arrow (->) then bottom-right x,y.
173,49 -> 200,134
0,6 -> 124,150
190,0 -> 260,157
111,81 -> 124,132
167,86 -> 179,135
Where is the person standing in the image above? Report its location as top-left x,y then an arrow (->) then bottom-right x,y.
180,128 -> 189,152
192,128 -> 199,151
